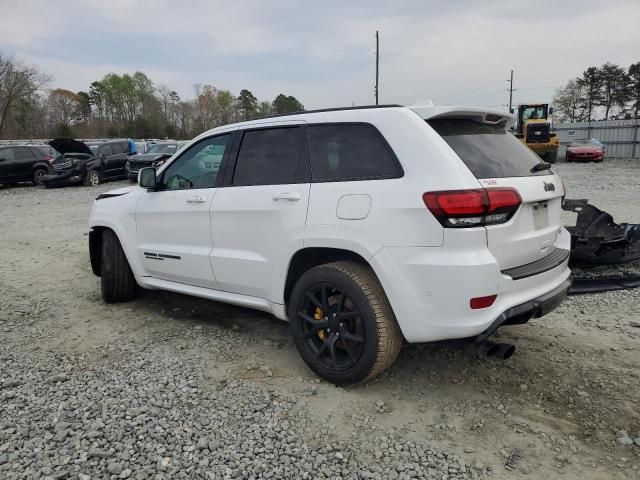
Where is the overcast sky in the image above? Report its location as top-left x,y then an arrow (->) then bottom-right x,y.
1,0 -> 639,110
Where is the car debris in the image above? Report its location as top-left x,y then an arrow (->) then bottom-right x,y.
563,199 -> 640,294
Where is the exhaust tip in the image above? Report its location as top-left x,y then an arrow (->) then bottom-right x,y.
479,340 -> 515,360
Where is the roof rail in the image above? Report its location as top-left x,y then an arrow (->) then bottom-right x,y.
257,104 -> 403,120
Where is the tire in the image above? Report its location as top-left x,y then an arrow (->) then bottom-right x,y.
288,261 -> 403,385
84,170 -> 101,187
33,168 -> 47,186
100,229 -> 136,303
544,150 -> 558,164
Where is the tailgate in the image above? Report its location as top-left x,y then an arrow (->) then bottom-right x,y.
481,174 -> 564,269
426,117 -> 566,271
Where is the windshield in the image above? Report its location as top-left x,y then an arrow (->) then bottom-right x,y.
428,119 -> 550,178
569,140 -> 592,146
522,106 -> 547,120
147,143 -> 177,154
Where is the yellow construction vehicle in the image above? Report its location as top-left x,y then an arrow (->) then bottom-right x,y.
513,103 -> 559,163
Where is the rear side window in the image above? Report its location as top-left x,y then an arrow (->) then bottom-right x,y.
308,124 -> 401,182
0,148 -> 15,161
232,127 -> 306,186
428,119 -> 549,178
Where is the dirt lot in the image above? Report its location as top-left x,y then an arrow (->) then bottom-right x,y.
1,160 -> 639,480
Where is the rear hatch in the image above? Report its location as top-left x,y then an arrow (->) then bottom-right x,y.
427,116 -> 564,270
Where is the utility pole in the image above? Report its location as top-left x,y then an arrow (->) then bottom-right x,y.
506,69 -> 516,113
375,30 -> 379,105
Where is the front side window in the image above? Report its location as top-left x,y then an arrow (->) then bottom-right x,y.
232,127 -> 305,186
15,147 -> 35,159
101,144 -> 113,156
161,134 -> 232,190
308,124 -> 401,182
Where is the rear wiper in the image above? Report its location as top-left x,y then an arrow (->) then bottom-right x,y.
531,162 -> 552,173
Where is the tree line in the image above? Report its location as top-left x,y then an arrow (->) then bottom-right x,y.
0,52 -> 305,140
553,61 -> 640,122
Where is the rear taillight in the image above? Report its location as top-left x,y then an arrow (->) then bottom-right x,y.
423,188 -> 521,228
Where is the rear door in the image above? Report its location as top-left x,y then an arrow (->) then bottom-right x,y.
428,118 -> 565,269
14,147 -> 36,178
104,141 -> 128,177
0,147 -> 16,179
210,123 -> 310,301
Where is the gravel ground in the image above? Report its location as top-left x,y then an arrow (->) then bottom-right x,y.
1,159 -> 639,480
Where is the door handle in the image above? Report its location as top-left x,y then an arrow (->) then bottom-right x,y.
273,192 -> 301,201
186,195 -> 207,203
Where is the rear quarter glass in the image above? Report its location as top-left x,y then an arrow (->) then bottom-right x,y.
427,119 -> 550,179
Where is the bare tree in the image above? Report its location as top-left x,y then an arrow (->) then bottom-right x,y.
0,53 -> 51,137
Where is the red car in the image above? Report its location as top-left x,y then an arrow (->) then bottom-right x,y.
566,140 -> 604,162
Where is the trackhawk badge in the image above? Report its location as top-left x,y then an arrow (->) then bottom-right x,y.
543,181 -> 555,192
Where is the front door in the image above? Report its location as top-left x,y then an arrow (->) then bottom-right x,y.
210,124 -> 310,302
135,133 -> 235,288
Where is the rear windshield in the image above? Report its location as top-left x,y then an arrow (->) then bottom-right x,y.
428,119 -> 550,178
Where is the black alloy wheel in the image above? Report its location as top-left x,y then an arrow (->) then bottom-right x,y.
298,283 -> 365,371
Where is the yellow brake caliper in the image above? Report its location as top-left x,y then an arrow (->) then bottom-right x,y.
314,307 -> 327,341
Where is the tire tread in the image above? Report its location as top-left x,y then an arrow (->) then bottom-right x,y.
101,230 -> 136,303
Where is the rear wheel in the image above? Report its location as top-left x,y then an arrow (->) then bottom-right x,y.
288,261 -> 403,385
33,168 -> 47,185
101,229 -> 136,303
84,170 -> 101,187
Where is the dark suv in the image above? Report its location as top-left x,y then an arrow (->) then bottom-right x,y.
0,145 -> 52,186
42,139 -> 132,187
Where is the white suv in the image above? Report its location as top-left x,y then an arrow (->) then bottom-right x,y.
88,105 -> 571,385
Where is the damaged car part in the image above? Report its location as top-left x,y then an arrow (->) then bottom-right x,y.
563,199 -> 640,266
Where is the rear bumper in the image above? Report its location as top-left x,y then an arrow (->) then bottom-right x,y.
475,278 -> 571,341
371,227 -> 572,343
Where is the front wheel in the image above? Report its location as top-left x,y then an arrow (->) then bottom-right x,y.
33,168 -> 48,185
288,261 -> 403,385
101,229 -> 136,303
84,170 -> 101,187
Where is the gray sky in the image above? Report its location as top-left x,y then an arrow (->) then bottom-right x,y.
1,0 -> 639,110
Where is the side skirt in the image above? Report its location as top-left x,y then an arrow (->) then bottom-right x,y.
136,276 -> 288,320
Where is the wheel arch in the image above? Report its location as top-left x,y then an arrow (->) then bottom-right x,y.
283,246 -> 378,307
88,221 -> 142,278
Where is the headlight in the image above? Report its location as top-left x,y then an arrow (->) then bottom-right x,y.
125,161 -> 130,171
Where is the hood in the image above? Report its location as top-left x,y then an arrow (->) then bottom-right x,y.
49,138 -> 94,156
129,153 -> 172,162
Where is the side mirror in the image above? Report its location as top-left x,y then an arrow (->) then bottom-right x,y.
139,167 -> 157,189
549,107 -> 554,115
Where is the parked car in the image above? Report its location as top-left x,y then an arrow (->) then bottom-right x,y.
126,142 -> 180,182
566,139 -> 604,162
88,104 -> 571,385
0,145 -> 51,186
42,139 -> 132,188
